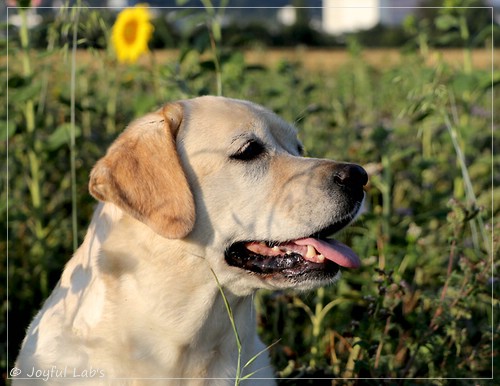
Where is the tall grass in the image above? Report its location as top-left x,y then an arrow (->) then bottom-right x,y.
3,4 -> 497,383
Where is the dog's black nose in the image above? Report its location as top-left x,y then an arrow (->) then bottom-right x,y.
333,163 -> 368,189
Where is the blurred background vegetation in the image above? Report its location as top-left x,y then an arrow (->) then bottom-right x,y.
2,0 -> 499,383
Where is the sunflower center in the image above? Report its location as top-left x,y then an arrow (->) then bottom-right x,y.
123,19 -> 138,45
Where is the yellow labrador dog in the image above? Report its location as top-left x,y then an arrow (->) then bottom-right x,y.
14,96 -> 367,385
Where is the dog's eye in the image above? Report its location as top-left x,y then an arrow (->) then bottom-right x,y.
231,140 -> 265,161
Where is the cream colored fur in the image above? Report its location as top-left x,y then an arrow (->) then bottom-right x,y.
14,96 -> 361,385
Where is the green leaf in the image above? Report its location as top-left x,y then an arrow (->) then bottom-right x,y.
243,340 -> 279,370
435,14 -> 459,31
452,73 -> 481,96
0,120 -> 17,139
47,123 -> 81,151
212,22 -> 222,42
8,80 -> 41,103
193,33 -> 210,54
133,94 -> 157,116
436,31 -> 461,45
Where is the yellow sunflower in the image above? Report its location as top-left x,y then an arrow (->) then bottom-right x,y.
111,4 -> 154,64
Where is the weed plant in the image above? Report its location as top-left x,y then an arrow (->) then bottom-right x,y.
3,4 -> 498,384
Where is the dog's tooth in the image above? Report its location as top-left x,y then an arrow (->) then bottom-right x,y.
285,250 -> 292,255
272,246 -> 280,252
306,245 -> 316,259
317,254 -> 325,263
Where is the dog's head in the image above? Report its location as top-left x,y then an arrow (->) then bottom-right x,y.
89,96 -> 367,293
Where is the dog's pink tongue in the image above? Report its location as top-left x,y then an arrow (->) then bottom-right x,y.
295,238 -> 361,268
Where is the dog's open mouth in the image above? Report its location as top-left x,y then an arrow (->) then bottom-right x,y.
225,224 -> 361,278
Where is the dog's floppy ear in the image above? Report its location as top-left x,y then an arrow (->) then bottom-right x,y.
89,102 -> 195,239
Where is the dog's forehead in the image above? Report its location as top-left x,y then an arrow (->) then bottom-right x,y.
181,96 -> 299,148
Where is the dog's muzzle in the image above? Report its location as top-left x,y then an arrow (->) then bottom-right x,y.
225,163 -> 368,284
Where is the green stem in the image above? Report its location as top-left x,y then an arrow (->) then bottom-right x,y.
201,0 -> 223,96
210,269 -> 242,385
20,8 -> 42,237
19,8 -> 31,75
208,28 -> 222,96
20,6 -> 48,295
443,112 -> 490,256
313,287 -> 324,339
381,154 -> 392,240
70,7 -> 80,252
106,76 -> 117,134
458,15 -> 472,74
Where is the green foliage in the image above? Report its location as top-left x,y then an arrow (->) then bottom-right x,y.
3,4 -> 497,383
